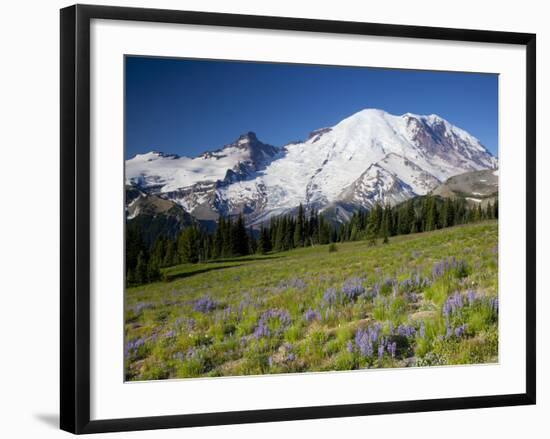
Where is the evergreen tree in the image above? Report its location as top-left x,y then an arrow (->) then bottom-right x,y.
318,215 -> 331,245
257,225 -> 272,254
308,209 -> 318,245
178,226 -> 200,263
274,217 -> 285,251
293,203 -> 305,247
231,214 -> 249,256
135,250 -> 149,284
473,204 -> 482,222
221,217 -> 232,258
284,216 -> 295,250
248,228 -> 257,255
381,206 -> 390,244
212,215 -> 224,259
486,201 -> 494,220
147,256 -> 161,282
425,196 -> 438,231
365,220 -> 377,246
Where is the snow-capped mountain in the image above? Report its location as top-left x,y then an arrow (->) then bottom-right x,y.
126,108 -> 497,225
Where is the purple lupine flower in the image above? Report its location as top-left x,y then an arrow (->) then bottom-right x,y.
253,321 -> 270,339
454,324 -> 467,338
432,260 -> 445,279
355,328 -> 374,357
397,324 -> 417,338
467,289 -> 477,306
371,283 -> 381,299
419,321 -> 426,339
253,308 -> 292,339
341,277 -> 365,302
304,308 -> 321,322
443,292 -> 465,319
223,306 -> 232,320
193,296 -> 217,313
268,356 -> 273,368
186,347 -> 196,359
392,282 -> 399,298
287,352 -> 296,362
323,288 -> 338,308
164,330 -> 176,338
388,342 -> 397,358
400,278 -> 413,291
443,301 -> 452,319
384,277 -> 396,289
446,324 -> 453,339
378,339 -> 385,360
125,337 -> 146,357
370,323 -> 382,344
347,341 -> 354,353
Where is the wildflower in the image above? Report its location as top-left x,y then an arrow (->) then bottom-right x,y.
125,337 -> 146,356
253,309 -> 292,339
304,308 -> 321,322
388,342 -> 397,358
371,283 -> 381,298
346,341 -> 354,353
454,324 -> 467,338
323,288 -> 338,308
443,292 -> 464,319
378,339 -> 385,360
341,277 -> 365,302
355,328 -> 374,357
223,306 -> 232,320
164,330 -> 176,338
419,321 -> 426,339
397,324 -> 416,338
193,296 -> 217,313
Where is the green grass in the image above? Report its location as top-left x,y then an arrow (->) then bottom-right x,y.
125,221 -> 498,380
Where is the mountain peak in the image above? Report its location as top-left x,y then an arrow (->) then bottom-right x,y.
348,108 -> 390,121
236,131 -> 258,143
126,107 -> 497,225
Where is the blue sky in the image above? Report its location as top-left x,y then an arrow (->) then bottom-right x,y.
125,56 -> 498,159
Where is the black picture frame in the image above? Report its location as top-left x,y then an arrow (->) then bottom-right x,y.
60,4 -> 536,434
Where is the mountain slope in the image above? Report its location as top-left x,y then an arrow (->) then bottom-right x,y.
126,108 -> 497,225
431,168 -> 498,207
126,186 -> 195,245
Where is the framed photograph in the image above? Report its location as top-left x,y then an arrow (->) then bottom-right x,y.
60,4 -> 536,434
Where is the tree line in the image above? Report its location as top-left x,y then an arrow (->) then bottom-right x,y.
126,196 -> 498,286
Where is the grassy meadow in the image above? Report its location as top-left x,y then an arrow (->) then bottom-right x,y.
125,220 -> 498,381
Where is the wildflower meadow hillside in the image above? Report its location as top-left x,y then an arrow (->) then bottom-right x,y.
125,221 -> 498,380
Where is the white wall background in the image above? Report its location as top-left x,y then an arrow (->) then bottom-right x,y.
0,0 -> 545,437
